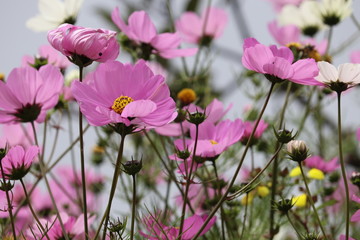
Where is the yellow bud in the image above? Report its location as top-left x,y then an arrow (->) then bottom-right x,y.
257,186 -> 270,197
292,194 -> 307,208
177,88 -> 196,106
289,166 -> 301,177
307,168 -> 325,180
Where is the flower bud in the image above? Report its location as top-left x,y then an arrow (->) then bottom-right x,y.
287,140 -> 310,162
329,171 -> 340,183
176,149 -> 191,160
122,159 -> 142,176
350,172 -> 360,190
177,88 -> 197,107
273,198 -> 295,214
108,217 -> 127,234
301,232 -> 321,240
0,180 -> 14,192
274,128 -> 296,144
187,110 -> 206,125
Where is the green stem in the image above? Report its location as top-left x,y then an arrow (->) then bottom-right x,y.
0,161 -> 17,240
191,82 -> 276,240
78,66 -> 89,239
325,27 -> 333,55
20,179 -> 50,240
337,92 -> 350,240
212,161 -> 226,240
298,163 -> 328,240
130,174 -> 137,240
178,124 -> 199,236
286,212 -> 302,239
97,133 -> 126,240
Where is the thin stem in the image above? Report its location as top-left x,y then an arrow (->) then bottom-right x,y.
178,124 -> 199,235
337,92 -> 350,240
130,174 -> 137,240
298,163 -> 328,240
269,81 -> 292,239
325,27 -> 333,55
0,161 -> 17,240
20,179 -> 50,240
78,65 -> 89,240
286,212 -> 302,239
191,82 -> 276,240
97,133 -> 126,240
212,161 -> 226,240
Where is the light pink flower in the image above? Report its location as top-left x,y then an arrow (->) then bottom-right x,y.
0,123 -> 34,148
0,65 -> 63,123
304,156 -> 339,173
0,145 -> 39,180
242,38 -> 321,85
48,23 -> 119,65
189,119 -> 244,158
176,7 -> 227,44
111,7 -> 197,59
71,60 -> 177,128
171,139 -> 203,176
241,120 -> 268,144
268,20 -> 300,46
22,44 -> 70,69
141,214 -> 216,239
265,0 -> 305,12
351,50 -> 360,63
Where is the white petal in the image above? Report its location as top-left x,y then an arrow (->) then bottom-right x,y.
338,63 -> 360,85
316,61 -> 339,83
64,0 -> 84,16
26,16 -> 60,32
39,0 -> 66,22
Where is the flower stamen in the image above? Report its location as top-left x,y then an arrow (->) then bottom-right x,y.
112,96 -> 134,114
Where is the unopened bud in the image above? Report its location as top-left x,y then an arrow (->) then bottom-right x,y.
177,88 -> 197,106
187,110 -> 206,125
274,128 -> 296,144
351,172 -> 360,189
287,140 -> 310,162
122,159 -> 142,176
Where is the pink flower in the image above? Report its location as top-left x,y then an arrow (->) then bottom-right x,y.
141,214 -> 216,239
268,21 -> 300,46
350,50 -> 360,63
242,37 -> 321,85
22,44 -> 70,69
339,235 -> 356,240
176,7 -> 227,44
351,194 -> 360,222
71,60 -> 177,128
0,65 -> 63,123
0,145 -> 39,180
189,119 -> 244,158
111,7 -> 197,59
304,156 -> 339,173
48,23 -> 119,66
0,123 -> 34,148
240,120 -> 268,144
265,0 -> 305,12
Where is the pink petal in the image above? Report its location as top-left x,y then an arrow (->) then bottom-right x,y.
263,57 -> 294,79
128,11 -> 157,43
121,100 -> 157,118
291,59 -> 322,85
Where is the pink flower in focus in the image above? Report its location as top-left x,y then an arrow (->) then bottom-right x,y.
268,20 -> 300,46
0,65 -> 63,123
0,145 -> 39,180
71,60 -> 177,128
111,7 -> 197,59
350,50 -> 360,63
240,120 -> 268,144
304,156 -> 339,173
189,119 -> 244,158
242,37 -> 321,85
22,44 -> 70,69
48,24 -> 119,66
176,7 -> 227,44
141,214 -> 216,239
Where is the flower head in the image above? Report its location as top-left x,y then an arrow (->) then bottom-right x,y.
48,24 -> 119,66
111,7 -> 197,59
315,61 -> 360,92
240,120 -> 268,145
0,65 -> 63,123
0,145 -> 39,180
242,38 -> 320,85
287,140 -> 309,162
304,156 -> 339,173
26,0 -> 84,32
316,0 -> 352,26
176,7 -> 227,46
268,21 -> 300,46
71,60 -> 177,128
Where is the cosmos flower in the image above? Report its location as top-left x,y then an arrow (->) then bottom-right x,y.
0,65 -> 63,123
304,156 -> 339,173
175,7 -> 227,45
111,7 -> 197,59
26,0 -> 84,32
316,0 -> 352,26
71,60 -> 177,128
48,24 -> 119,66
242,38 -> 320,85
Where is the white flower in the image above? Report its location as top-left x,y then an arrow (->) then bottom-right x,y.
316,0 -> 352,26
26,0 -> 84,32
279,1 -> 324,36
315,61 -> 360,91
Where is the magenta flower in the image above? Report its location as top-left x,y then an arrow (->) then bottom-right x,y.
242,38 -> 321,85
0,65 -> 63,123
339,235 -> 356,240
189,119 -> 244,158
0,123 -> 34,148
304,156 -> 339,173
111,7 -> 197,59
71,60 -> 177,128
0,145 -> 39,180
240,119 -> 268,144
175,7 -> 227,45
141,214 -> 216,239
268,21 -> 300,46
48,23 -> 119,66
350,194 -> 360,222
22,44 -> 70,70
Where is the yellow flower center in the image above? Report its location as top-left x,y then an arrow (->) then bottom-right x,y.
210,140 -> 218,145
111,96 -> 134,114
286,42 -> 302,49
177,88 -> 196,105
